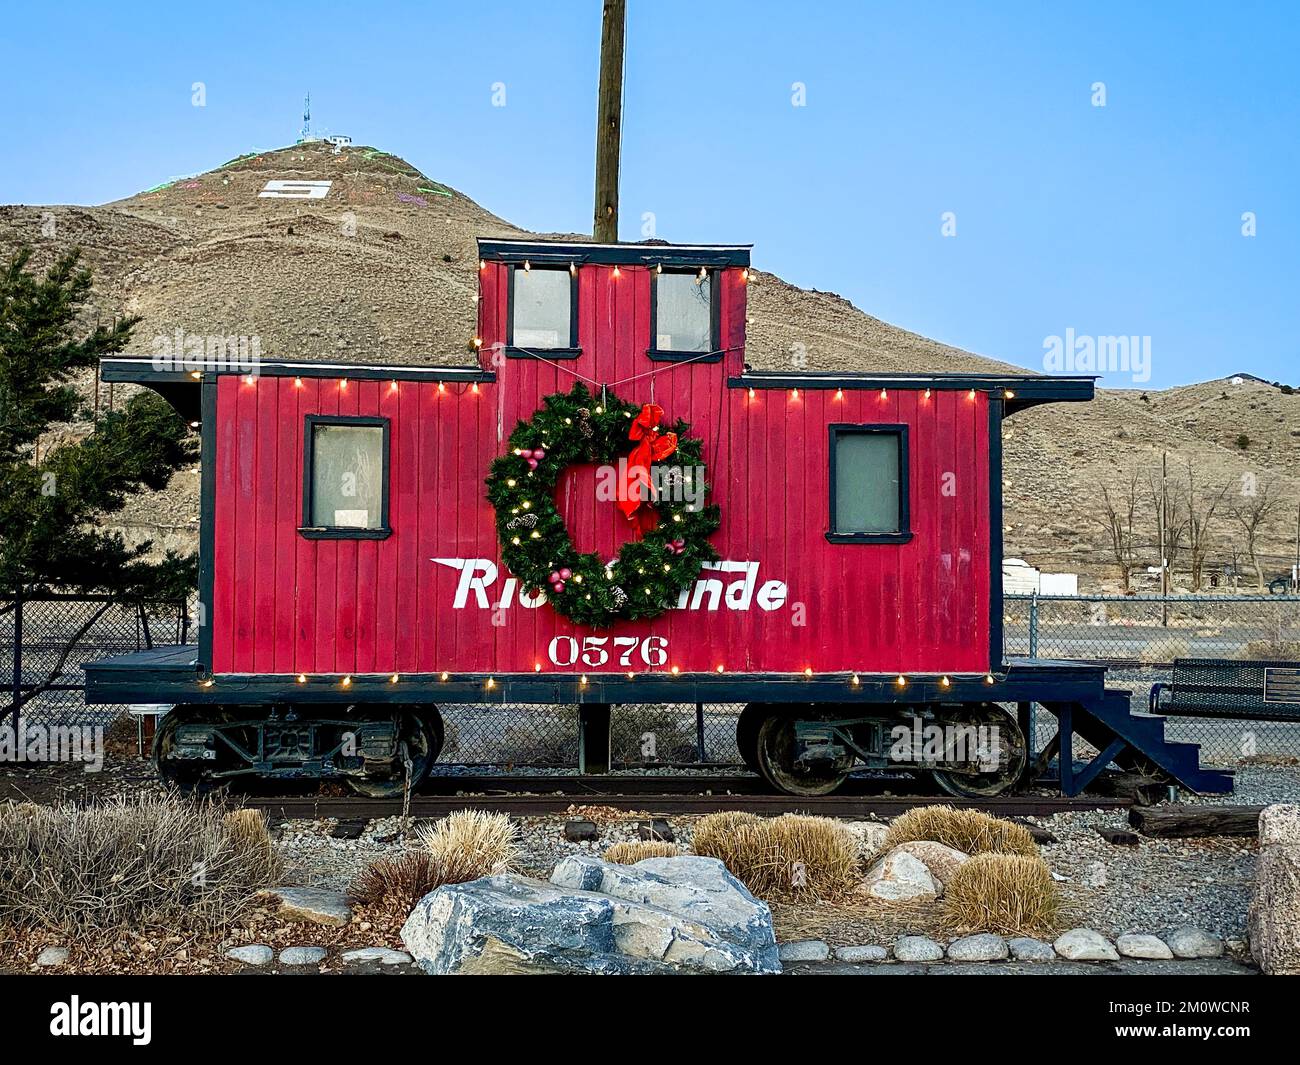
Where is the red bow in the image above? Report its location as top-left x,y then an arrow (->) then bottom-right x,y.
617,404 -> 678,533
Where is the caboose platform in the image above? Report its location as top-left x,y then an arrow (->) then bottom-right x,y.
83,651 -> 1231,796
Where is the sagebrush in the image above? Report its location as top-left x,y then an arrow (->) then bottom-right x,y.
0,796 -> 281,932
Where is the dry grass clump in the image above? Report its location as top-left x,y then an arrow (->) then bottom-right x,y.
415,810 -> 519,885
602,840 -> 680,864
0,796 -> 282,933
348,811 -> 519,923
691,810 -> 763,870
940,853 -> 1062,937
348,851 -> 441,921
223,809 -> 272,853
692,812 -> 858,900
883,805 -> 1038,857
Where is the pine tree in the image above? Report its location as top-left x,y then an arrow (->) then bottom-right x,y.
0,246 -> 196,596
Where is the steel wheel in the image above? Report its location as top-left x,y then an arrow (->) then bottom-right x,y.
347,707 -> 442,798
735,704 -> 767,774
755,713 -> 854,796
154,706 -> 219,793
930,702 -> 1028,798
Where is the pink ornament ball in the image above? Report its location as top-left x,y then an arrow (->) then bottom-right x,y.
552,580 -> 565,593
559,567 -> 572,580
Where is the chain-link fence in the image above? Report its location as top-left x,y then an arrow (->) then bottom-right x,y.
6,591 -> 1298,770
1007,593 -> 1300,766
434,702 -> 742,770
1,592 -> 189,730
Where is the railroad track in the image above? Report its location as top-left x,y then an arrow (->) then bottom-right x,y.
239,775 -> 1131,820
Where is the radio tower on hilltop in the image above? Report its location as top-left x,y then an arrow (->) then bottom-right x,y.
298,93 -> 319,143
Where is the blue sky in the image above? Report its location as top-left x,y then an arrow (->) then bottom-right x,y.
2,1 -> 1296,388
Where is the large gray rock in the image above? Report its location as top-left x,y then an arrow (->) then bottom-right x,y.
1250,836 -> 1300,974
256,886 -> 351,927
551,854 -> 777,964
893,935 -> 944,962
1166,926 -> 1223,959
1116,934 -> 1174,960
1258,803 -> 1300,848
843,821 -> 890,860
947,933 -> 1008,961
891,841 -> 969,888
860,848 -> 940,902
1053,928 -> 1119,961
402,856 -> 780,975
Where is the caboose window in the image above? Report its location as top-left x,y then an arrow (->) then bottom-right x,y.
301,415 -> 391,540
827,424 -> 912,544
509,266 -> 578,352
650,269 -> 717,359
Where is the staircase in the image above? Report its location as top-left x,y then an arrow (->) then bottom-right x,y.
1041,689 -> 1234,797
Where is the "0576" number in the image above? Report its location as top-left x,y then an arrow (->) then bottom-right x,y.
547,635 -> 668,668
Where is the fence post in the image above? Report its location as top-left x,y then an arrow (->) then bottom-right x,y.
695,702 -> 706,763
1028,593 -> 1039,659
10,590 -> 22,732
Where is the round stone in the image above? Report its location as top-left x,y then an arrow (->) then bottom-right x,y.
834,944 -> 888,963
1053,928 -> 1119,961
778,939 -> 830,963
226,944 -> 274,966
893,935 -> 944,962
1166,926 -> 1223,959
279,946 -> 329,966
947,933 -> 1009,962
1007,937 -> 1056,962
1116,934 -> 1174,960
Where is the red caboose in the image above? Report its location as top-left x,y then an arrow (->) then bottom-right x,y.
88,238 -> 1229,798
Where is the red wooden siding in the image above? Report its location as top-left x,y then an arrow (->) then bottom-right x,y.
209,263 -> 991,676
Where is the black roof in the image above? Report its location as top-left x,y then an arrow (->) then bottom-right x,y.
477,238 -> 750,269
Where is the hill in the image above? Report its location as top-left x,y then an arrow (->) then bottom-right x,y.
3,141 -> 1297,588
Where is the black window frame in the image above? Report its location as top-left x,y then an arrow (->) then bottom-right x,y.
506,263 -> 581,358
300,414 -> 393,540
826,423 -> 913,544
648,267 -> 722,362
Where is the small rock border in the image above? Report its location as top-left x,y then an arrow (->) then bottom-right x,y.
779,925 -> 1226,965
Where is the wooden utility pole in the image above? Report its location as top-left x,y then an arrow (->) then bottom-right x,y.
1159,451 -> 1169,625
593,0 -> 626,243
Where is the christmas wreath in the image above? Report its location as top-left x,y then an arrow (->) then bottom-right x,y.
486,382 -> 720,627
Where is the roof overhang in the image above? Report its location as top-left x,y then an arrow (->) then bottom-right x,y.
478,238 -> 751,269
100,357 -> 494,424
727,371 -> 1096,415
